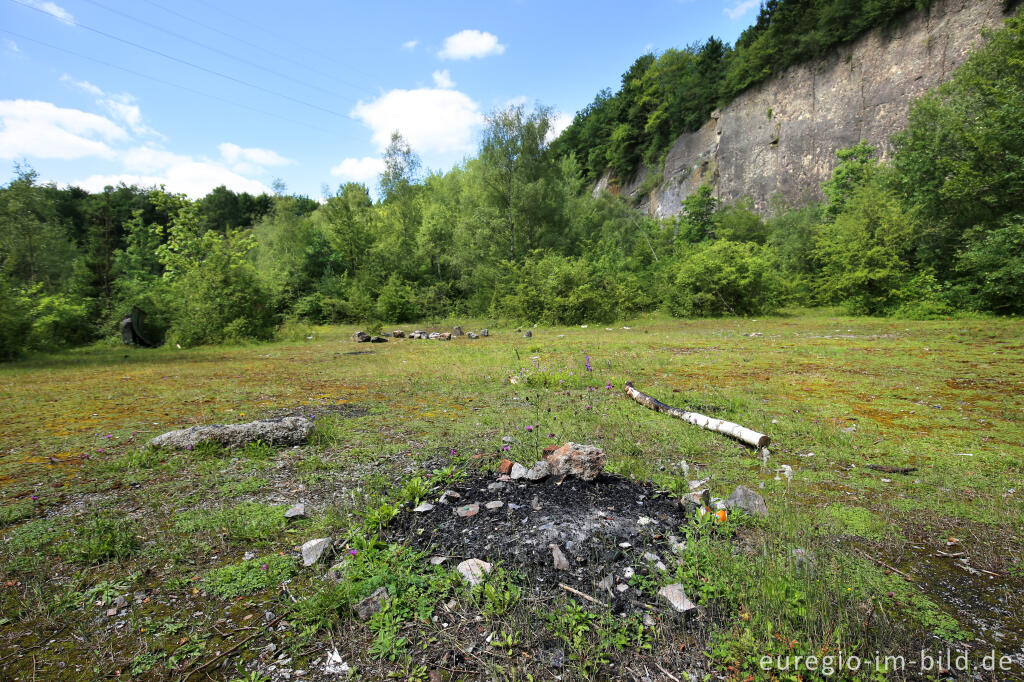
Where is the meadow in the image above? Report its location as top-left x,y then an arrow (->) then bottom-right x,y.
1,311 -> 1022,680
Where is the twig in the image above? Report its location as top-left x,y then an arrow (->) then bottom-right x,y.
856,549 -> 914,581
558,583 -> 608,608
655,662 -> 681,682
183,613 -> 285,679
936,551 -> 966,558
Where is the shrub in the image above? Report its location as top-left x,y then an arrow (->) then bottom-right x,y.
665,240 -> 782,317
0,274 -> 31,360
374,274 -> 418,323
955,216 -> 1024,314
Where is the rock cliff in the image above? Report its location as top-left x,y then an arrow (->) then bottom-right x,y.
601,0 -> 1012,217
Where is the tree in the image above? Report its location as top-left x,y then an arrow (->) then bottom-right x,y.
477,104 -> 559,260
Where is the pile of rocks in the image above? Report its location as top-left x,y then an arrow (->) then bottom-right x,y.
353,327 -> 490,342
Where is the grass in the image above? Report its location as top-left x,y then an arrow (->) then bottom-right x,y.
0,312 -> 1021,679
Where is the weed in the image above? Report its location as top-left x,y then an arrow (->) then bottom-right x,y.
824,503 -> 894,540
174,502 -> 287,542
472,565 -> 522,616
203,554 -> 296,599
217,477 -> 269,496
398,475 -> 433,507
60,513 -> 139,564
310,415 -> 346,449
0,501 -> 35,527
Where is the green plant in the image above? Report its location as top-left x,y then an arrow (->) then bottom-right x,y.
203,554 -> 296,599
472,566 -> 522,616
174,502 -> 287,542
61,513 -> 139,564
0,501 -> 34,527
362,502 -> 399,532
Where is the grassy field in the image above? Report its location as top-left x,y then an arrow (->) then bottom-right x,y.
1,311 -> 1022,680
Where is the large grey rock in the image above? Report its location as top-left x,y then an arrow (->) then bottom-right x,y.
607,0 -> 1009,217
480,329 -> 489,337
352,331 -> 371,342
524,460 -> 549,481
543,443 -> 606,481
149,416 -> 313,450
726,485 -> 769,517
522,330 -> 532,338
284,503 -> 305,519
680,489 -> 711,516
658,584 -> 697,613
509,462 -> 528,480
453,326 -> 463,336
301,537 -> 331,566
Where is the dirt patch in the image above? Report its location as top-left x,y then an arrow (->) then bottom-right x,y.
388,471 -> 692,615
268,403 -> 370,420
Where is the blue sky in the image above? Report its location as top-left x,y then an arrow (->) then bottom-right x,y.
1,0 -> 760,198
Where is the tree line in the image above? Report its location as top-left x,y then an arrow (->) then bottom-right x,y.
1,9 -> 1022,359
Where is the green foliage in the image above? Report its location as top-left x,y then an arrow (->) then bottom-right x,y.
544,601 -> 652,674
0,502 -> 34,527
821,141 -> 878,222
203,554 -> 296,599
954,216 -> 1024,313
0,272 -> 31,359
815,180 -> 916,314
174,502 -> 287,542
61,513 -> 139,564
374,274 -> 418,323
665,240 -> 782,317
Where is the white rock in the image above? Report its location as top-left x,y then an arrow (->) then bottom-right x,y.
413,502 -> 434,513
457,558 -> 492,586
509,463 -> 528,480
301,537 -> 331,566
284,503 -> 306,518
485,500 -> 504,510
658,584 -> 697,613
550,545 -> 570,571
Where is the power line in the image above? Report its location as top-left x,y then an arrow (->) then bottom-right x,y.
195,0 -> 379,86
1,28 -> 333,133
78,0 -> 366,100
7,0 -> 352,120
134,0 -> 374,97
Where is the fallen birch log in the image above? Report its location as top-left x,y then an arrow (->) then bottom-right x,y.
624,381 -> 770,449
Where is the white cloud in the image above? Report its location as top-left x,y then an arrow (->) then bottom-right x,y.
438,30 -> 505,60
26,0 -> 74,25
218,142 -> 294,175
432,69 -> 455,89
402,40 -> 418,50
59,76 -> 160,137
74,162 -> 269,197
724,0 -> 759,19
60,75 -> 103,97
329,157 -> 385,184
546,111 -> 574,144
119,146 -> 192,174
4,39 -> 20,53
0,99 -> 126,160
352,88 -> 483,155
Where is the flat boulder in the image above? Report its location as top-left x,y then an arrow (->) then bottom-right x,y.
543,443 -> 606,481
149,416 -> 314,450
352,331 -> 371,342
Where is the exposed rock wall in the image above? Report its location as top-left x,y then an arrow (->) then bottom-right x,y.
604,0 -> 1011,217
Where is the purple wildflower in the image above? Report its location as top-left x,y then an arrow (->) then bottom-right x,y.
526,425 -> 533,432
547,433 -> 555,438
260,563 -> 268,571
349,549 -> 358,556
31,495 -> 38,502
501,445 -> 510,451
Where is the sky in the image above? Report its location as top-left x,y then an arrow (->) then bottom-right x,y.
1,0 -> 760,199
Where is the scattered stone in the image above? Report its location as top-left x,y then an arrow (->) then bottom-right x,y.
497,459 -> 514,475
369,336 -> 388,343
284,503 -> 306,519
725,485 -> 769,517
323,649 -> 349,676
438,490 -> 460,504
457,558 -> 492,586
487,482 -> 505,492
453,326 -> 464,336
485,501 -> 504,510
455,503 -> 480,518
243,551 -> 256,561
501,436 -> 514,443
393,330 -> 405,338
413,502 -> 434,513
439,332 -> 452,341
150,416 -> 314,450
689,478 -> 710,490
616,584 -> 629,593
301,537 -> 331,566
642,551 -> 661,563
530,495 -> 542,511
105,607 -> 117,617
264,610 -> 276,622
644,612 -> 657,627
667,536 -> 686,555
429,332 -> 441,340
711,498 -> 727,511
352,331 -> 371,343
622,566 -> 635,579
522,330 -> 532,338
113,595 -> 127,608
509,462 -> 528,480
550,545 -> 570,570
467,332 -> 479,339
133,590 -> 148,602
353,586 -> 389,621
429,556 -> 447,565
481,329 -> 489,337
658,584 -> 697,613
524,460 -> 550,481
543,443 -> 606,481
597,574 -> 614,594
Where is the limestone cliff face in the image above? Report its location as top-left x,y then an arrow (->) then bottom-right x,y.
604,0 -> 1011,217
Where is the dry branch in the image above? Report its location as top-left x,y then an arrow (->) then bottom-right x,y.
624,381 -> 770,449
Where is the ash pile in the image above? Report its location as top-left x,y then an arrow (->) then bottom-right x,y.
388,443 -> 767,617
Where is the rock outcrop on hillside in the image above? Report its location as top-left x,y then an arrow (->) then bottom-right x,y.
598,0 -> 1011,217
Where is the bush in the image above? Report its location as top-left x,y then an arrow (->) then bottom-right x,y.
665,240 -> 782,317
374,274 -> 418,323
165,258 -> 275,347
955,216 -> 1024,314
27,290 -> 94,349
0,274 -> 31,360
